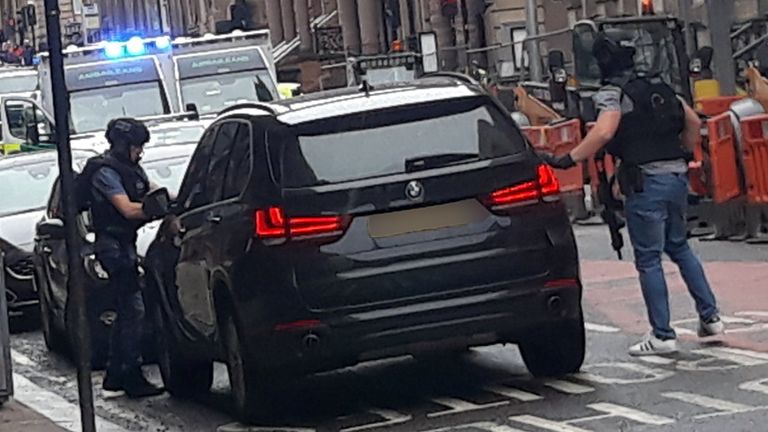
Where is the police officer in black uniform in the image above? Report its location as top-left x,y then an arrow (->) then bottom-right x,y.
83,118 -> 164,397
542,29 -> 724,356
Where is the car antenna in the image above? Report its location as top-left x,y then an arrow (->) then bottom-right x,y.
359,79 -> 373,97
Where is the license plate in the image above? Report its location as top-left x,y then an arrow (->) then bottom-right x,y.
368,199 -> 488,238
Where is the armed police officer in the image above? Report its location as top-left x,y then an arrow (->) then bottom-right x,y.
81,118 -> 166,397
542,29 -> 724,356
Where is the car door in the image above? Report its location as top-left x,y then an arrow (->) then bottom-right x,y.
1,97 -> 56,153
36,181 -> 68,311
172,122 -> 238,344
204,119 -> 259,313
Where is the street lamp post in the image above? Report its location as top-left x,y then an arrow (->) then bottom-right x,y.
42,1 -> 97,431
525,0 -> 543,81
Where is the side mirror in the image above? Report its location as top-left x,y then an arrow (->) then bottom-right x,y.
143,188 -> 171,220
37,218 -> 65,239
26,123 -> 40,144
184,103 -> 200,121
548,50 -> 565,71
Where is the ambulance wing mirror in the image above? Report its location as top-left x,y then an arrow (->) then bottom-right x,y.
184,103 -> 200,121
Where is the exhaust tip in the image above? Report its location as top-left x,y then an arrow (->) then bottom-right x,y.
303,333 -> 321,350
548,295 -> 563,315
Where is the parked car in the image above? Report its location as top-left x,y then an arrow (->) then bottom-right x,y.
145,76 -> 584,421
0,149 -> 95,328
34,143 -> 196,365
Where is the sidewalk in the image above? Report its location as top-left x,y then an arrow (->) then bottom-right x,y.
0,399 -> 67,432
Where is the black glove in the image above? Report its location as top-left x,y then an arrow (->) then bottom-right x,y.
539,152 -> 576,169
142,188 -> 171,220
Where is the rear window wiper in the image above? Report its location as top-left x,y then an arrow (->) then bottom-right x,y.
405,153 -> 478,172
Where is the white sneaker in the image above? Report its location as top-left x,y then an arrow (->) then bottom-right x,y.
698,316 -> 725,338
628,333 -> 678,356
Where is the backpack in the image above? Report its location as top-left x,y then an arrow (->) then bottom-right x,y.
74,154 -> 108,212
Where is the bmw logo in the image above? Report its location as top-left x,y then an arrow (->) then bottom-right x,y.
405,181 -> 424,201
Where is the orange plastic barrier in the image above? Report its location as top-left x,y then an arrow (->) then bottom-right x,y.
706,114 -> 742,203
522,126 -> 547,150
739,115 -> 768,204
696,96 -> 744,117
521,120 -> 584,193
544,120 -> 584,193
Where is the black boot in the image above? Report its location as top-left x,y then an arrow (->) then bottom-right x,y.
120,369 -> 165,398
102,372 -> 123,392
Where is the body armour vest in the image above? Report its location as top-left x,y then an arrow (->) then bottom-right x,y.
606,76 -> 687,165
84,153 -> 150,242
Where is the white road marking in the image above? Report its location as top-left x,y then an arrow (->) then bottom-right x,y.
584,323 -> 620,333
635,355 -> 676,365
426,397 -> 508,418
576,362 -> 674,385
217,425 -> 315,432
662,391 -> 758,418
543,379 -> 595,394
677,348 -> 768,371
509,414 -> 593,432
421,421 -> 526,432
12,373 -> 127,432
739,377 -> 768,396
340,408 -> 412,432
11,349 -> 35,366
484,384 -> 544,402
585,403 -> 675,425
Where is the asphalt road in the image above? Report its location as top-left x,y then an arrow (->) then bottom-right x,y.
8,226 -> 768,432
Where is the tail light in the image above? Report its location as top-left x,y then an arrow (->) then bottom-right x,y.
487,164 -> 560,208
255,207 -> 347,239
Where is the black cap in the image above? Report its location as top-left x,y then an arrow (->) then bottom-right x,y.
593,29 -> 637,79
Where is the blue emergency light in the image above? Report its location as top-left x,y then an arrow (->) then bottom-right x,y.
126,37 -> 146,56
156,36 -> 171,50
103,36 -> 172,59
104,42 -> 124,59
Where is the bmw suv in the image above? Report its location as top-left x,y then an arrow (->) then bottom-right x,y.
145,76 -> 584,421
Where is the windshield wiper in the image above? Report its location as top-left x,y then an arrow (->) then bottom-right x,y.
405,153 -> 478,172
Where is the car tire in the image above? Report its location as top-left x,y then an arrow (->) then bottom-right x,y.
223,314 -> 277,423
519,316 -> 586,377
152,304 -> 213,397
38,276 -> 68,354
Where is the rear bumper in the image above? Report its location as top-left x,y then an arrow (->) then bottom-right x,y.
249,282 -> 582,373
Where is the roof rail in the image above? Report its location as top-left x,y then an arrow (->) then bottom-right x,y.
217,102 -> 277,117
420,72 -> 480,86
137,110 -> 201,125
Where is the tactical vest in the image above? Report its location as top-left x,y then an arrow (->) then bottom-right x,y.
84,153 -> 149,242
606,77 -> 687,165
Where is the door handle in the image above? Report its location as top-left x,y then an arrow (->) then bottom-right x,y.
206,214 -> 222,224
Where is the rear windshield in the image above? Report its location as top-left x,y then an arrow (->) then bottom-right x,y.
280,97 -> 526,187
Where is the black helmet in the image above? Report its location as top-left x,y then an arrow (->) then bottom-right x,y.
105,118 -> 150,160
593,29 -> 637,79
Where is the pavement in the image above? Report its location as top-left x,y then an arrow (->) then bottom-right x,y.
5,225 -> 768,432
0,400 -> 67,432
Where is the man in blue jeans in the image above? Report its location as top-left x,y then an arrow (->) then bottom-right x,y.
542,29 -> 724,356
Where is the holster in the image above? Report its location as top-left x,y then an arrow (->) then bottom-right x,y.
617,164 -> 644,196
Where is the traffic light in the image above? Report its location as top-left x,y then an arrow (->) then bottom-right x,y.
16,11 -> 26,31
24,5 -> 36,27
441,0 -> 458,17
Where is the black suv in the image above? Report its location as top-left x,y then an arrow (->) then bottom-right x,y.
145,76 -> 583,420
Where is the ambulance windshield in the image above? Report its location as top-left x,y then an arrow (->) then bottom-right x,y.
69,82 -> 166,133
175,47 -> 277,115
65,57 -> 169,133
